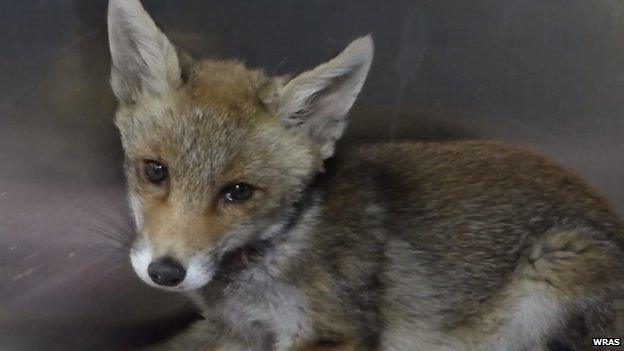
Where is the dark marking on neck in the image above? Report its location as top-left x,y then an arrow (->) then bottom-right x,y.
216,171 -> 325,274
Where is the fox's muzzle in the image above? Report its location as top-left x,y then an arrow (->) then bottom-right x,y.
130,238 -> 216,291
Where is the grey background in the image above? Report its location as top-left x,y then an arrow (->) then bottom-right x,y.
1,0 -> 623,350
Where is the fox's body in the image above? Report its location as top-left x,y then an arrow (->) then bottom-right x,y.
166,142 -> 624,351
107,1 -> 624,350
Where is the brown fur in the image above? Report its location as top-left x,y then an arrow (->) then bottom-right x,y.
107,1 -> 624,350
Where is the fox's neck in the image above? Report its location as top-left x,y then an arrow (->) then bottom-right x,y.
262,172 -> 325,242
216,172 -> 325,275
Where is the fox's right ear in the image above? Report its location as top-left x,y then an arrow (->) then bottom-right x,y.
107,0 -> 182,103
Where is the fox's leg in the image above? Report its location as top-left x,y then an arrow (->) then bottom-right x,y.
153,318 -> 275,351
296,342 -> 362,351
142,319 -> 221,351
380,228 -> 624,351
144,318 -> 265,351
481,228 -> 624,350
299,346 -> 357,351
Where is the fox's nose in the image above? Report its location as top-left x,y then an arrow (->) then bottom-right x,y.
147,257 -> 186,287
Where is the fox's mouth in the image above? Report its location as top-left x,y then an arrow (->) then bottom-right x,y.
129,242 -> 216,292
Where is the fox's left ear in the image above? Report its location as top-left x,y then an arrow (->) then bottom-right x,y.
267,36 -> 374,159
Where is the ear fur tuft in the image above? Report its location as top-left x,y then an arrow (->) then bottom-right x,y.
108,0 -> 182,102
271,35 -> 374,159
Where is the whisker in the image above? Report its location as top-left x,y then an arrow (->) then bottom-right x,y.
91,185 -> 135,229
79,222 -> 133,247
69,186 -> 136,254
78,201 -> 132,235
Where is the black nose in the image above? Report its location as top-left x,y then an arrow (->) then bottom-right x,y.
148,257 -> 186,287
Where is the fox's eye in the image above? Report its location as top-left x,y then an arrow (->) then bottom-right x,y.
144,160 -> 168,183
223,183 -> 254,203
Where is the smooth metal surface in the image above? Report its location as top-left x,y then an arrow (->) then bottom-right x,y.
1,1 -> 623,350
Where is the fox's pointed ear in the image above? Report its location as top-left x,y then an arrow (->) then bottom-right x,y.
270,36 -> 374,159
107,0 -> 182,103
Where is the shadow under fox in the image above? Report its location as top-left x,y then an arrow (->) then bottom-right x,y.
107,1 -> 624,350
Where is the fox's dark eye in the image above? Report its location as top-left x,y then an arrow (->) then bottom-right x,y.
223,183 -> 254,203
144,160 -> 168,183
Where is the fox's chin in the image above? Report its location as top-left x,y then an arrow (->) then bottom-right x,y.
129,243 -> 215,292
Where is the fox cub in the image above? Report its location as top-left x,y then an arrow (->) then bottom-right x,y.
108,1 -> 624,350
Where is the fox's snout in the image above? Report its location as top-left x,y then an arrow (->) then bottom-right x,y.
130,238 -> 216,291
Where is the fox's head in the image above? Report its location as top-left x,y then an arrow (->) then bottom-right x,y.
107,0 -> 373,291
